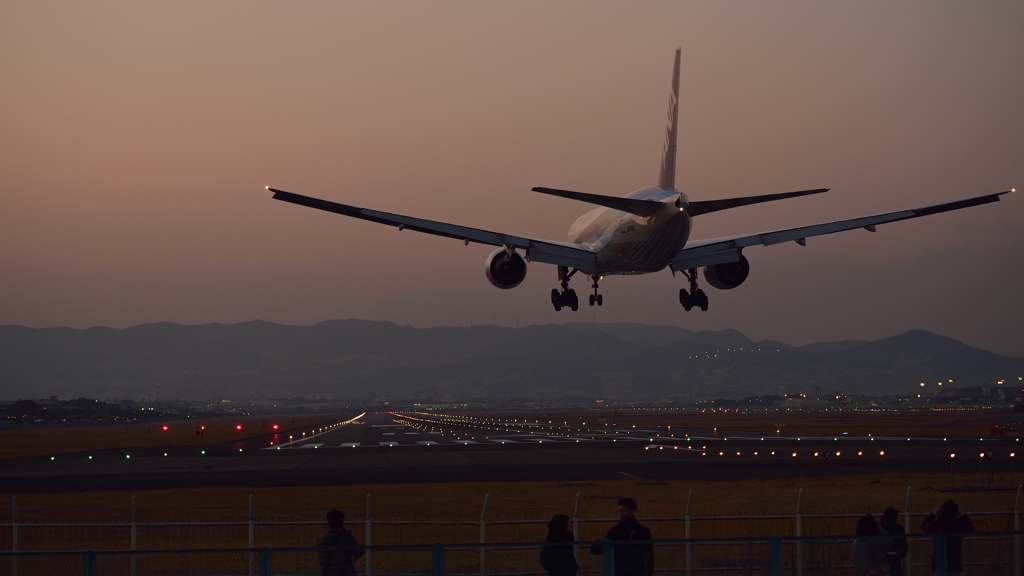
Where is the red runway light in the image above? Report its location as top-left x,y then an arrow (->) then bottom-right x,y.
236,424 -> 242,430
162,425 -> 168,431
272,424 -> 279,430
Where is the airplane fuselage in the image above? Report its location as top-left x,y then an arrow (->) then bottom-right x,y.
567,186 -> 692,275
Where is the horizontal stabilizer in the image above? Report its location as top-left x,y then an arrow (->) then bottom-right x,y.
688,188 -> 829,217
531,187 -> 662,217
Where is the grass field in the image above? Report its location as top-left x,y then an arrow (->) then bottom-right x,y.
0,413 -> 348,460
1,473 -> 1018,551
1,409 -> 1018,553
483,408 -> 1016,439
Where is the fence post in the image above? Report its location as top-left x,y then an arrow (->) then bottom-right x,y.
11,495 -> 17,576
1015,484 -> 1021,576
770,537 -> 782,576
480,493 -> 489,576
259,547 -> 271,576
795,488 -> 803,576
432,543 -> 445,576
934,533 -> 947,576
248,494 -> 255,576
904,486 -> 912,576
365,494 -> 372,576
573,492 -> 581,565
685,490 -> 692,576
84,550 -> 97,576
131,495 -> 137,576
601,539 -> 614,576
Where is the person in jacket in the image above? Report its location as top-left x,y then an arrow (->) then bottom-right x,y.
589,498 -> 653,576
540,514 -> 578,576
852,514 -> 894,576
920,500 -> 975,575
317,509 -> 364,576
880,508 -> 908,576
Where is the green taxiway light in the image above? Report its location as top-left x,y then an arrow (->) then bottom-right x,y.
50,456 -> 55,461
126,454 -> 130,459
201,450 -> 206,455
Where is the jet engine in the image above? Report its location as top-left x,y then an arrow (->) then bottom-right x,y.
703,255 -> 749,290
485,248 -> 527,289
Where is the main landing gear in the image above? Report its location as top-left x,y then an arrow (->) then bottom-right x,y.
588,275 -> 603,307
679,268 -> 708,311
551,266 -> 579,311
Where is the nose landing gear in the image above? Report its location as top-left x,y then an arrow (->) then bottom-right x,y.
551,266 -> 579,311
679,268 -> 708,311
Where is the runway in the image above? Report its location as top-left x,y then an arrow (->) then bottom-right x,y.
0,412 -> 1013,493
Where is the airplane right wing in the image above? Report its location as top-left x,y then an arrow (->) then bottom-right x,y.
268,187 -> 598,271
669,190 -> 1011,271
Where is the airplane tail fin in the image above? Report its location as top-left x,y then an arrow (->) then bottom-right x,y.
657,49 -> 681,191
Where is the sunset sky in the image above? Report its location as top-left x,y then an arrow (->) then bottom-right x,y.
2,2 -> 1022,356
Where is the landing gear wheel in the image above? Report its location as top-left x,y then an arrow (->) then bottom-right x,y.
589,294 -> 596,307
596,294 -> 603,306
567,289 -> 579,312
679,288 -> 692,311
694,289 -> 709,311
551,288 -> 562,312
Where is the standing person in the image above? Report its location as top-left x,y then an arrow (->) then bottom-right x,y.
317,509 -> 364,576
852,514 -> 894,576
920,500 -> 975,576
880,508 -> 908,576
589,498 -> 653,576
540,514 -> 578,576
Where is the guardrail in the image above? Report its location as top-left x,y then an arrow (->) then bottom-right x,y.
0,532 -> 1019,576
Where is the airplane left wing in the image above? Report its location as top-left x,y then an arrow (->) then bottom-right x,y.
670,190 -> 1011,271
268,188 -> 598,271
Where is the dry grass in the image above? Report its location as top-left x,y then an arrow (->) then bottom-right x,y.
487,408 -> 1016,439
1,473 -> 1017,551
0,413 -> 347,460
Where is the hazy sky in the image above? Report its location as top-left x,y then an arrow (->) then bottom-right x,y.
2,2 -> 1022,356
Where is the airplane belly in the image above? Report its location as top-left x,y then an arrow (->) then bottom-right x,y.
596,213 -> 690,273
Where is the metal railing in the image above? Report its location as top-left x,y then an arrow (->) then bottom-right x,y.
0,532 -> 1019,576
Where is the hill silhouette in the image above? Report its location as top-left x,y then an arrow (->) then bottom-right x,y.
0,321 -> 1019,402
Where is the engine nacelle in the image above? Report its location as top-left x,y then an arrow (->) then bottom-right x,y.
703,254 -> 750,290
485,248 -> 527,289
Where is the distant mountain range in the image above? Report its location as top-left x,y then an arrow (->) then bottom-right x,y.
0,321 -> 1020,402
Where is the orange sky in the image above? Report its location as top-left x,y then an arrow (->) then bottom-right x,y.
2,2 -> 1022,356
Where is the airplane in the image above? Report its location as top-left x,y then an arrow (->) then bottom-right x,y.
267,49 -> 1012,312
